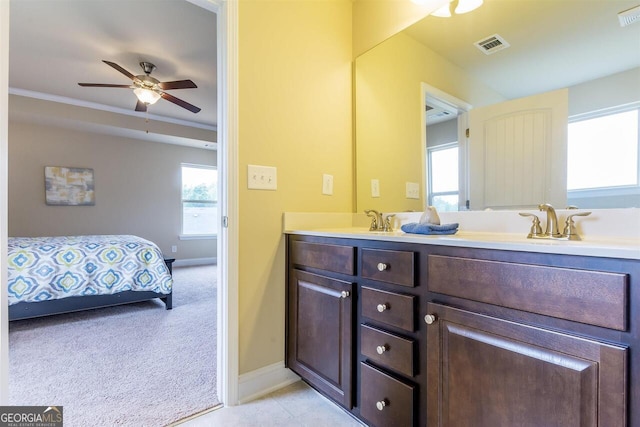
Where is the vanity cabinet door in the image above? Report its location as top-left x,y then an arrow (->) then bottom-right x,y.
425,303 -> 627,427
287,269 -> 354,408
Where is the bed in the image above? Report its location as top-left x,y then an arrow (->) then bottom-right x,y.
8,235 -> 174,321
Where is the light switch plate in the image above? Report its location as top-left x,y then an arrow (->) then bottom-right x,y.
322,174 -> 334,195
371,179 -> 380,197
248,165 -> 277,190
406,182 -> 420,199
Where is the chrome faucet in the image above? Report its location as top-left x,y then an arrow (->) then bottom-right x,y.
519,203 -> 591,240
538,203 -> 562,238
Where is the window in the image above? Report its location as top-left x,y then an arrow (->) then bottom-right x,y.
568,108 -> 639,192
427,143 -> 459,211
181,164 -> 217,237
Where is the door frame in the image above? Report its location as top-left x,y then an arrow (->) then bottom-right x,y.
421,82 -> 471,211
0,0 -> 9,401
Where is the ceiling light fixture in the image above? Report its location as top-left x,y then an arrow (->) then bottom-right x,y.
133,87 -> 161,105
431,0 -> 483,17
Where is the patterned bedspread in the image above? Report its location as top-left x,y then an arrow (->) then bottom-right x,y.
8,235 -> 173,306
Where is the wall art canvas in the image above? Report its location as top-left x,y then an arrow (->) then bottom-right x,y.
45,166 -> 95,206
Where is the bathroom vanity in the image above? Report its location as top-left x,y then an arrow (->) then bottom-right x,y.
285,227 -> 639,426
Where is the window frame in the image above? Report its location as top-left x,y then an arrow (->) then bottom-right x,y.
567,104 -> 640,199
180,163 -> 218,239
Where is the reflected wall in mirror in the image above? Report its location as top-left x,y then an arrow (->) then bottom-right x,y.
355,0 -> 640,212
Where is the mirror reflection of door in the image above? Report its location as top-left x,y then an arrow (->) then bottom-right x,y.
468,89 -> 569,210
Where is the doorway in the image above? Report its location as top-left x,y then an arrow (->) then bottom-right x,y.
0,0 -> 239,418
422,83 -> 471,212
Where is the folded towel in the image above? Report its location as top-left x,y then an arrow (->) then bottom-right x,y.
401,222 -> 459,235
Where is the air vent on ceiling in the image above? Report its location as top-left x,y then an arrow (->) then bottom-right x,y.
425,97 -> 458,125
618,5 -> 640,27
474,34 -> 510,55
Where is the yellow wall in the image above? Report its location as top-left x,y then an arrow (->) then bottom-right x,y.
238,0 -> 353,374
355,32 -> 504,212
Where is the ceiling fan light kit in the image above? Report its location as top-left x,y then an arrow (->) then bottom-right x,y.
133,87 -> 161,105
78,60 -> 201,113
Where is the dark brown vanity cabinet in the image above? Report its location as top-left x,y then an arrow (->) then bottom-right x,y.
425,303 -> 627,427
286,240 -> 356,408
286,234 -> 639,427
424,252 -> 633,427
359,248 -> 418,427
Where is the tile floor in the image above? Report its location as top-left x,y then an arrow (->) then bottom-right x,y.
174,380 -> 365,427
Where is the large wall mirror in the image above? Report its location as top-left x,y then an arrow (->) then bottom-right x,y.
355,0 -> 640,213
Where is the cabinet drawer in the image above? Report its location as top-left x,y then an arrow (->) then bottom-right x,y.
361,324 -> 415,377
290,241 -> 355,275
361,287 -> 415,332
362,248 -> 415,287
361,362 -> 415,427
428,255 -> 628,331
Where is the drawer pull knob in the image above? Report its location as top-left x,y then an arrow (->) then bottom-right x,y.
377,262 -> 388,272
377,303 -> 388,313
376,344 -> 388,355
424,314 -> 437,325
340,291 -> 350,299
376,399 -> 388,411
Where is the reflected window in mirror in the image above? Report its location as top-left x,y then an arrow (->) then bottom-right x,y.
427,143 -> 459,211
567,106 -> 639,207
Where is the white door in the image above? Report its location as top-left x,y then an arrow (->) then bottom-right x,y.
468,89 -> 568,210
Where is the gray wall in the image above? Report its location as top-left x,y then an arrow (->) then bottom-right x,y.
8,120 -> 216,261
426,118 -> 458,148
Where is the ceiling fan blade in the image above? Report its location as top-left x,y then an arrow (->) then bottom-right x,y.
158,80 -> 198,90
102,60 -> 136,80
135,100 -> 147,112
78,83 -> 133,88
159,92 -> 201,113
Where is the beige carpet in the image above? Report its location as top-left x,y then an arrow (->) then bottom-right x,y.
8,265 -> 218,427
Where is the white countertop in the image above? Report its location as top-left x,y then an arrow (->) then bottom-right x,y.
283,210 -> 640,260
286,227 -> 640,260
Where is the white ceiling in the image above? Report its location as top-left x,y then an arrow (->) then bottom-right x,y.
405,0 -> 640,100
9,0 -> 217,131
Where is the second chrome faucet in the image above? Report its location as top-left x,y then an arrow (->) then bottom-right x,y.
520,203 -> 591,241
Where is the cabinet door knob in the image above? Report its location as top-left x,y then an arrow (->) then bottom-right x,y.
377,303 -> 388,313
376,399 -> 388,411
377,262 -> 388,272
376,344 -> 388,355
424,314 -> 437,325
340,291 -> 350,299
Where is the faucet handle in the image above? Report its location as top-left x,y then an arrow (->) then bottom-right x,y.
519,213 -> 543,238
563,212 -> 592,240
383,214 -> 396,232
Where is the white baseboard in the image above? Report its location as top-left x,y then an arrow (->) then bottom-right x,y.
238,361 -> 300,404
173,257 -> 217,267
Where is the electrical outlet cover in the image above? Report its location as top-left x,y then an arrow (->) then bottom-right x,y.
406,182 -> 420,199
371,179 -> 380,197
322,174 -> 334,195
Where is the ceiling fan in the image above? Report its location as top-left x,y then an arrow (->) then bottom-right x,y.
78,60 -> 201,113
